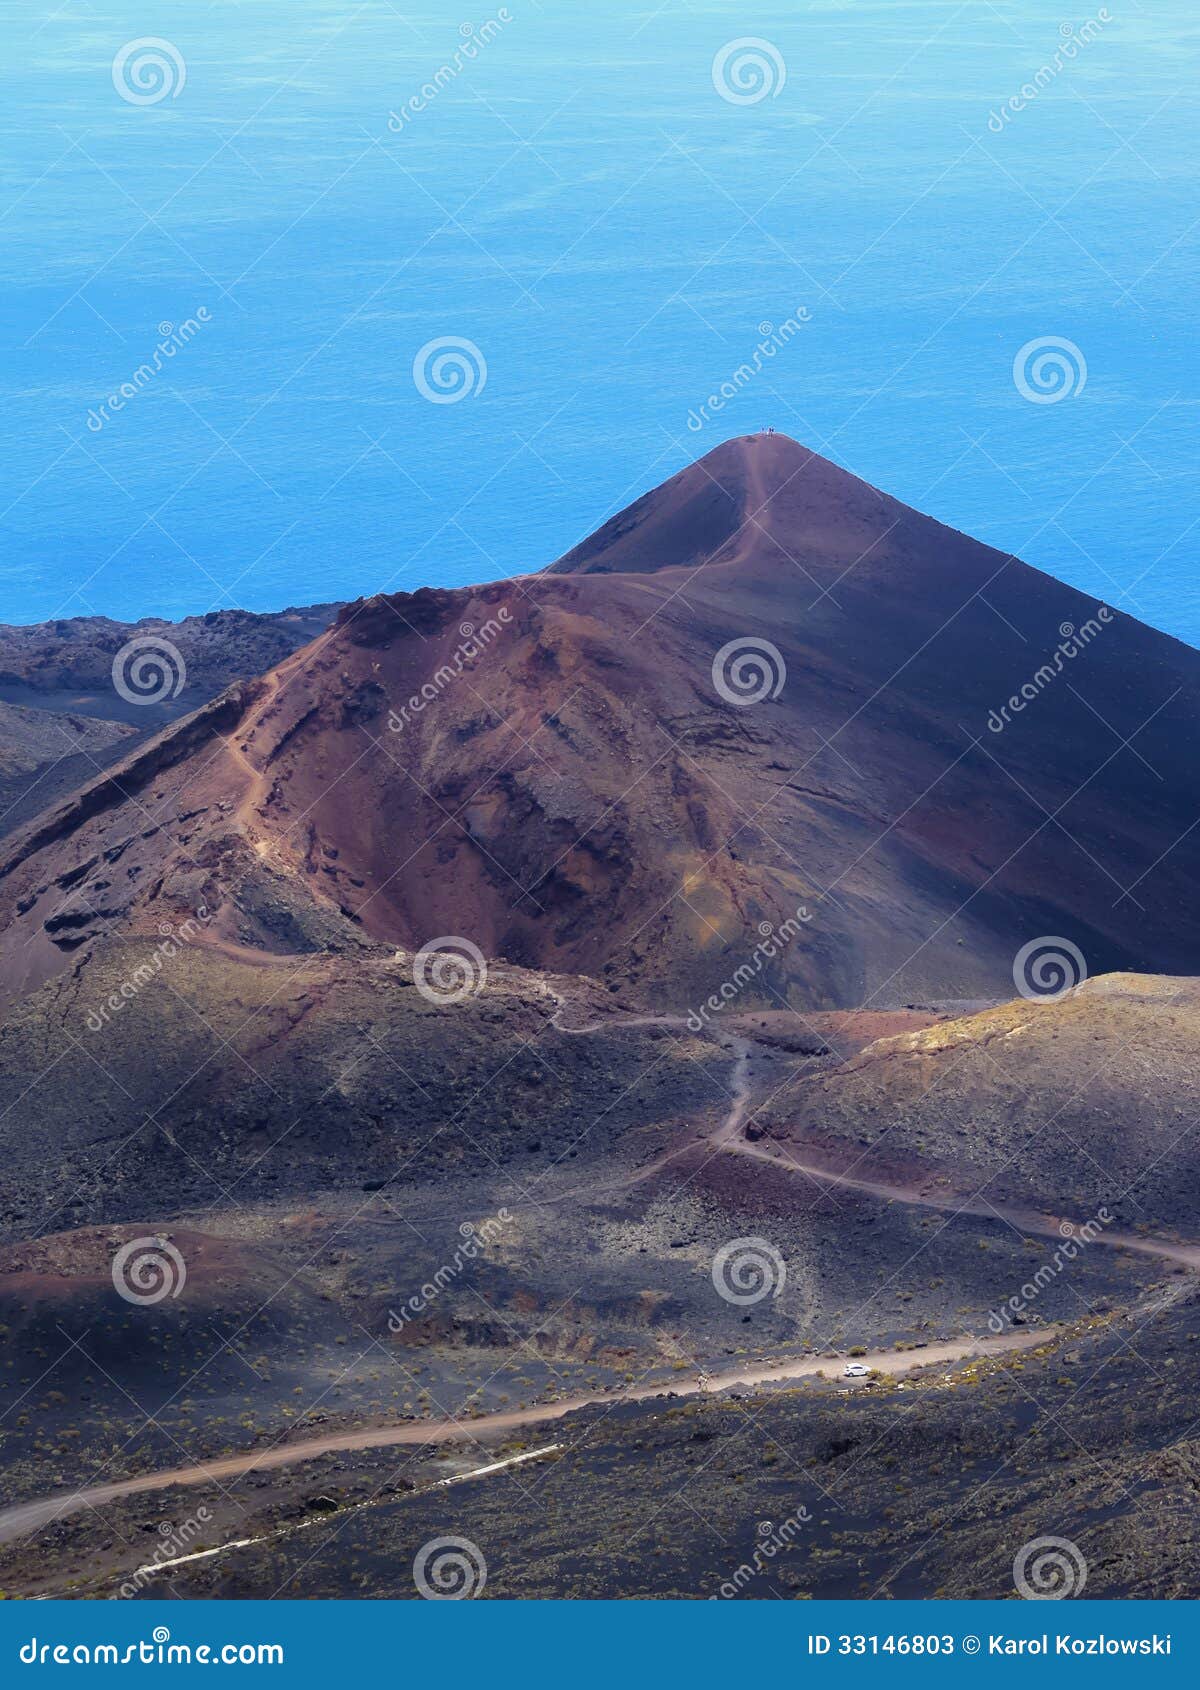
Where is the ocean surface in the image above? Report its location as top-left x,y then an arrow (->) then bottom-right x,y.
1,0 -> 1197,642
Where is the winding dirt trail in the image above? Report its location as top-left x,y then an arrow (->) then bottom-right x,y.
0,1326 -> 1048,1548
225,643 -> 319,845
548,990 -> 1200,1276
720,1133 -> 1200,1272
228,669 -> 281,838
517,991 -> 756,1207
12,992 -> 1193,1555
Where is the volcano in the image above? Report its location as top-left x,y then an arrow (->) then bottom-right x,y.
2,431 -> 1199,1015
5,432 -> 1200,1604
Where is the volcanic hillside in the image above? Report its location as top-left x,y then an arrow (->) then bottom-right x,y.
2,432 -> 1200,1014
760,972 -> 1200,1231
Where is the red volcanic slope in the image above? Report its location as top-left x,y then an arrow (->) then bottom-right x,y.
2,432 -> 1199,1012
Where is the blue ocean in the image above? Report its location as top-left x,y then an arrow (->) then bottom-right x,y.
2,1 -> 1196,640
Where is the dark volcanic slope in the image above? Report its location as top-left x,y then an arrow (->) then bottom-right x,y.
0,941 -> 716,1238
1,432 -> 1199,1013
0,700 -> 137,833
548,431 -> 921,579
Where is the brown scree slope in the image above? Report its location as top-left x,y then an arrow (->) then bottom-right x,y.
1,432 -> 1199,1013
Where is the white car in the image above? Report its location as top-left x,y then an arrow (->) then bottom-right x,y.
843,1362 -> 869,1378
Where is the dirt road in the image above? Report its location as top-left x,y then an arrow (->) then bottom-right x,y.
721,1133 -> 1200,1273
551,996 -> 1200,1278
0,1326 -> 1048,1547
